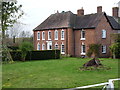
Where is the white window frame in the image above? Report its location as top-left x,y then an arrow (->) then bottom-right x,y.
48,31 -> 51,40
42,31 -> 45,40
61,43 -> 65,54
81,29 -> 85,40
37,43 -> 40,50
61,29 -> 65,40
102,29 -> 106,39
55,43 -> 59,49
102,45 -> 106,54
42,43 -> 45,50
81,43 -> 86,55
37,32 -> 40,40
55,30 -> 58,40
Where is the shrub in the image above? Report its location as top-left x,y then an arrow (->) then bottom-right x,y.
87,44 -> 100,58
10,50 -> 60,61
19,42 -> 33,61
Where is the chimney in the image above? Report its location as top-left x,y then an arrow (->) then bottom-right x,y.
77,8 -> 84,16
97,6 -> 102,13
112,7 -> 119,17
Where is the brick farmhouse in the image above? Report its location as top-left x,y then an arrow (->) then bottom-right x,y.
33,6 -> 120,58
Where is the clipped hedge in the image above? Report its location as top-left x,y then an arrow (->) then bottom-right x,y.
10,50 -> 60,61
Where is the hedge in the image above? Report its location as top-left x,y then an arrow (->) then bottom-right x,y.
10,50 -> 60,61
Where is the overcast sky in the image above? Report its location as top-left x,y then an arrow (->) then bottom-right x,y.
17,0 -> 120,34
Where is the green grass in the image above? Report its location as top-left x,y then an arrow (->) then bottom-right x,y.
2,57 -> 119,88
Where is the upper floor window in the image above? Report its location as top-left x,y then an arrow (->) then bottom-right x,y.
42,31 -> 45,40
102,29 -> 106,38
61,29 -> 64,40
48,31 -> 51,40
55,43 -> 59,49
37,32 -> 40,40
37,43 -> 40,50
55,30 -> 58,40
61,43 -> 65,54
102,45 -> 106,53
42,43 -> 45,50
81,29 -> 85,40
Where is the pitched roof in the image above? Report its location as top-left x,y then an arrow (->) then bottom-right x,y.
74,12 -> 104,29
33,11 -> 120,30
107,16 -> 120,30
34,11 -> 74,30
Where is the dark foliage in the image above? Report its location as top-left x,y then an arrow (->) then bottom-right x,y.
10,50 -> 60,61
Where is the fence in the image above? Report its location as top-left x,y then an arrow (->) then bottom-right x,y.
64,78 -> 120,90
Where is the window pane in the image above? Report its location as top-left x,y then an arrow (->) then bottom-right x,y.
61,30 -> 64,40
42,32 -> 45,40
37,32 -> 40,40
55,44 -> 58,49
83,45 -> 85,53
102,30 -> 106,38
37,44 -> 40,50
62,45 -> 65,52
102,45 -> 106,53
81,30 -> 85,38
55,30 -> 58,40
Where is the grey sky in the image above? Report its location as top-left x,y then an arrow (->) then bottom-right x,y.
17,0 -> 120,34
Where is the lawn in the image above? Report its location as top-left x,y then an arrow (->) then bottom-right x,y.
2,57 -> 119,88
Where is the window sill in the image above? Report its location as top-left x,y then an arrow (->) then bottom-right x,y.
61,52 -> 65,54
61,38 -> 64,40
48,39 -> 51,40
42,39 -> 45,40
55,39 -> 58,40
81,53 -> 86,55
102,52 -> 106,54
37,39 -> 40,40
80,38 -> 85,40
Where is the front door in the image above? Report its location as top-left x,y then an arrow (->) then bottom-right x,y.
47,41 -> 52,50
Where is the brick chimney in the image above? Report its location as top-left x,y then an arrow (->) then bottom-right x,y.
97,6 -> 102,13
112,7 -> 119,17
77,8 -> 84,16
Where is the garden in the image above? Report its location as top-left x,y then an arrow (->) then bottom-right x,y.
2,57 -> 119,88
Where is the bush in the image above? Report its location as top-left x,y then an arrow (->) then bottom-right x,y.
87,44 -> 100,58
10,50 -> 60,61
19,42 -> 33,61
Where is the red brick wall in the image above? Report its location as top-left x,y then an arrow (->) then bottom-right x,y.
74,29 -> 96,57
95,15 -> 117,57
67,28 -> 74,56
33,29 -> 67,54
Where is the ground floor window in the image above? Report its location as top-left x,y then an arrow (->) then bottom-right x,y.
81,44 -> 86,55
37,43 -> 40,50
61,44 -> 65,54
102,45 -> 106,53
55,44 -> 59,49
42,43 -> 45,50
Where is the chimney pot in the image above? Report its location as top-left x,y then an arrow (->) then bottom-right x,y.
112,7 -> 119,17
97,6 -> 102,13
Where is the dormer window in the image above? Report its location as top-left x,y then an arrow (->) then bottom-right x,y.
48,31 -> 51,40
81,29 -> 85,40
42,31 -> 45,40
102,29 -> 106,38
